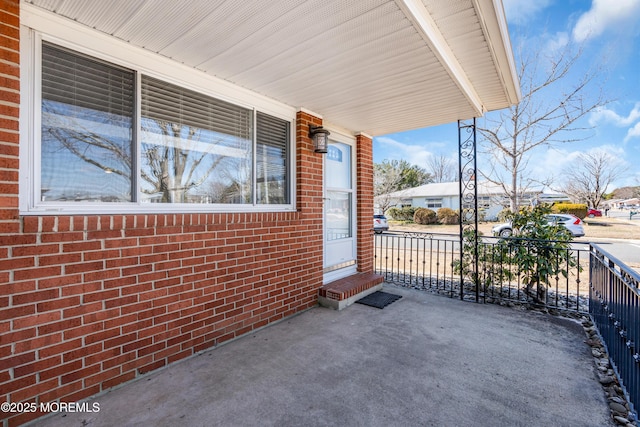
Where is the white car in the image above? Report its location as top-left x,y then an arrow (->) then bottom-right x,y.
491,214 -> 585,238
374,215 -> 389,234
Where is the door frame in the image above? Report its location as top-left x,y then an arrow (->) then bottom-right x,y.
323,129 -> 357,284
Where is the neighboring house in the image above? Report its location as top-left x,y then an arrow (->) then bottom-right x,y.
0,1 -> 520,424
620,198 -> 640,209
378,181 -> 550,220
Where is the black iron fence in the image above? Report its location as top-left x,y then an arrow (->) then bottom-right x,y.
590,244 -> 640,414
374,231 -> 590,313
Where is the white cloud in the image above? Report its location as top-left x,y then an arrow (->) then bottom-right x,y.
375,136 -> 433,167
625,122 -> 640,142
590,103 -> 640,127
529,145 -> 629,188
502,0 -> 552,26
544,32 -> 569,55
572,0 -> 640,42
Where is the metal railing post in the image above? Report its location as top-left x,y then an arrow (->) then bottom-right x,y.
458,118 -> 478,301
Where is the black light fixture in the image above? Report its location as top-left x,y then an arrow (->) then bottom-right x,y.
309,124 -> 330,153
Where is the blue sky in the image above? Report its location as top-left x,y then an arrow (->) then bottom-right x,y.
373,0 -> 640,190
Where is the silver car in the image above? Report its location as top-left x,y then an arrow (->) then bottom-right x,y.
374,215 -> 389,234
491,214 -> 585,238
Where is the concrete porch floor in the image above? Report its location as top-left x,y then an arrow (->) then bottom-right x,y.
30,284 -> 612,427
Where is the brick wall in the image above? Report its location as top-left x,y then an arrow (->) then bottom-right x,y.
0,0 -> 19,236
1,212 -> 323,426
356,133 -> 375,273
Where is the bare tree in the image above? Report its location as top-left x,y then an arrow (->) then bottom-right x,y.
562,150 -> 628,208
140,121 -> 230,203
43,100 -> 234,203
478,42 -> 608,211
426,154 -> 456,183
374,160 -> 403,214
374,159 -> 432,213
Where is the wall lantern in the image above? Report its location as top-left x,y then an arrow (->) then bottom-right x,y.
309,124 -> 330,153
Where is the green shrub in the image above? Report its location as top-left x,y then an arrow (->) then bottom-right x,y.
414,207 -> 437,224
387,206 -> 417,221
455,205 -> 580,304
437,207 -> 459,224
552,203 -> 587,219
497,208 -> 512,222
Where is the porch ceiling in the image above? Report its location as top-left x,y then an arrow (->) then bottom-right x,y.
24,0 -> 520,136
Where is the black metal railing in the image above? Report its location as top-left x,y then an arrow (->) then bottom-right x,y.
374,231 -> 590,312
374,232 -> 461,298
590,244 -> 640,414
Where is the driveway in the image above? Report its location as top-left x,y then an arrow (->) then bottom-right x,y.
31,285 -> 612,427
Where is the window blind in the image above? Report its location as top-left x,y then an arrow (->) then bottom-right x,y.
256,112 -> 289,204
141,75 -> 252,144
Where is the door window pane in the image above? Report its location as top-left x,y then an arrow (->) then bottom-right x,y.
326,191 -> 351,240
325,143 -> 351,189
41,43 -> 134,202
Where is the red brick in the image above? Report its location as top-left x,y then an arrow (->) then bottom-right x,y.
38,253 -> 82,266
0,256 -> 34,270
63,342 -> 101,363
14,333 -> 62,354
13,265 -> 63,282
85,327 -> 120,345
63,323 -> 103,341
0,351 -> 35,371
0,304 -> 35,322
40,231 -> 84,243
85,346 -> 121,367
61,363 -> 101,384
65,260 -> 104,275
84,366 -> 122,388
39,274 -> 83,290
12,288 -> 59,305
13,355 -> 61,378
37,317 -> 82,335
0,280 -> 36,295
39,359 -> 83,381
38,296 -> 81,312
63,301 -> 102,318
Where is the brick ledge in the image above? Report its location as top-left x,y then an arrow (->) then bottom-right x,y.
318,272 -> 384,310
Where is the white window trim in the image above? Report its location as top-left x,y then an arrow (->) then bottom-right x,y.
19,6 -> 297,215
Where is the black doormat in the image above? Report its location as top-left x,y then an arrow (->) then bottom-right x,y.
355,291 -> 402,309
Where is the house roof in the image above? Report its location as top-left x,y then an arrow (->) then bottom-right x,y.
385,181 -> 511,199
23,0 -> 520,136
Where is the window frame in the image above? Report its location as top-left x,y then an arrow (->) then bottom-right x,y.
20,24 -> 296,215
425,198 -> 443,209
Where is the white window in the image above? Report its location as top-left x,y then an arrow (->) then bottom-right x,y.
425,198 -> 442,208
27,40 -> 293,213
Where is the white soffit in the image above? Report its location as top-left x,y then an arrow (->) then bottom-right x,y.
23,0 -> 520,136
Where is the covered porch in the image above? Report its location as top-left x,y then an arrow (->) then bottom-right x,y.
2,1 -> 521,425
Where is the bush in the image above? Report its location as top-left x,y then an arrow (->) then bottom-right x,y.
437,207 -> 459,224
496,208 -> 512,222
456,205 -> 580,304
413,207 -> 437,224
387,206 -> 417,221
552,203 -> 587,219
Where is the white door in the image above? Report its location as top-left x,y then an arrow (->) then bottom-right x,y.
324,140 -> 356,281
